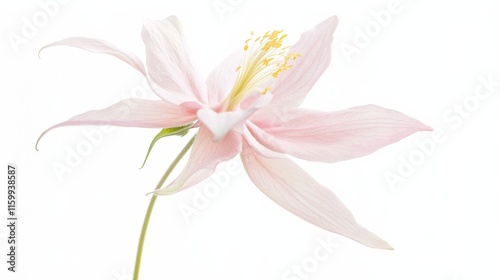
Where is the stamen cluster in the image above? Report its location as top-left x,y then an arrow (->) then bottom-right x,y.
225,30 -> 300,111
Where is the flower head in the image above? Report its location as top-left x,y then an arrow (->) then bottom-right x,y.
37,15 -> 431,249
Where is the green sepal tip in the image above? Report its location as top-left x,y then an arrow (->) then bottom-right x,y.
140,124 -> 192,169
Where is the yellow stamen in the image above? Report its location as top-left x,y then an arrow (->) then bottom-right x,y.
224,29 -> 300,111
262,86 -> 272,95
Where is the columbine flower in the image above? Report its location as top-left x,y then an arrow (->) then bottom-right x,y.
37,15 -> 430,249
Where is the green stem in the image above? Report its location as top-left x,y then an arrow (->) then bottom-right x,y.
133,135 -> 196,280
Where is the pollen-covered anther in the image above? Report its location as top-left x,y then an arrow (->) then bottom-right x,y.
243,33 -> 253,51
288,53 -> 301,60
260,30 -> 286,52
262,86 -> 272,95
263,58 -> 274,66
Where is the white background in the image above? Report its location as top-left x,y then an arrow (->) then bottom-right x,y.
1,0 -> 500,279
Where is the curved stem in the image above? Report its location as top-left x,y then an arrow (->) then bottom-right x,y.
133,135 -> 196,280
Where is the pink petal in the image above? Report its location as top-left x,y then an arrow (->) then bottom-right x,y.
205,51 -> 243,105
240,140 -> 393,249
266,16 -> 338,109
249,105 -> 431,162
154,125 -> 241,195
36,99 -> 196,149
141,16 -> 207,104
39,37 -> 147,76
242,127 -> 285,158
197,93 -> 272,141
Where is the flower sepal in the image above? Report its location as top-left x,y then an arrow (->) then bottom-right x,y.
140,124 -> 192,168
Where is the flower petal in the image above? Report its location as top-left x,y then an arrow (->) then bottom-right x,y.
240,140 -> 392,249
141,16 -> 207,104
39,37 -> 147,76
197,93 -> 272,141
242,127 -> 285,158
267,16 -> 338,109
205,51 -> 243,105
250,105 -> 432,162
154,126 -> 241,195
36,99 -> 196,149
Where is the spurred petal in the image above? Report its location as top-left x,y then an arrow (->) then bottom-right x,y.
266,16 -> 338,109
250,105 -> 432,162
141,16 -> 207,104
197,94 -> 272,141
240,140 -> 392,249
154,125 -> 241,195
39,37 -> 147,76
36,98 -> 196,149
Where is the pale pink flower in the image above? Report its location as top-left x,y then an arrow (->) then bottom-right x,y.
37,16 -> 431,249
